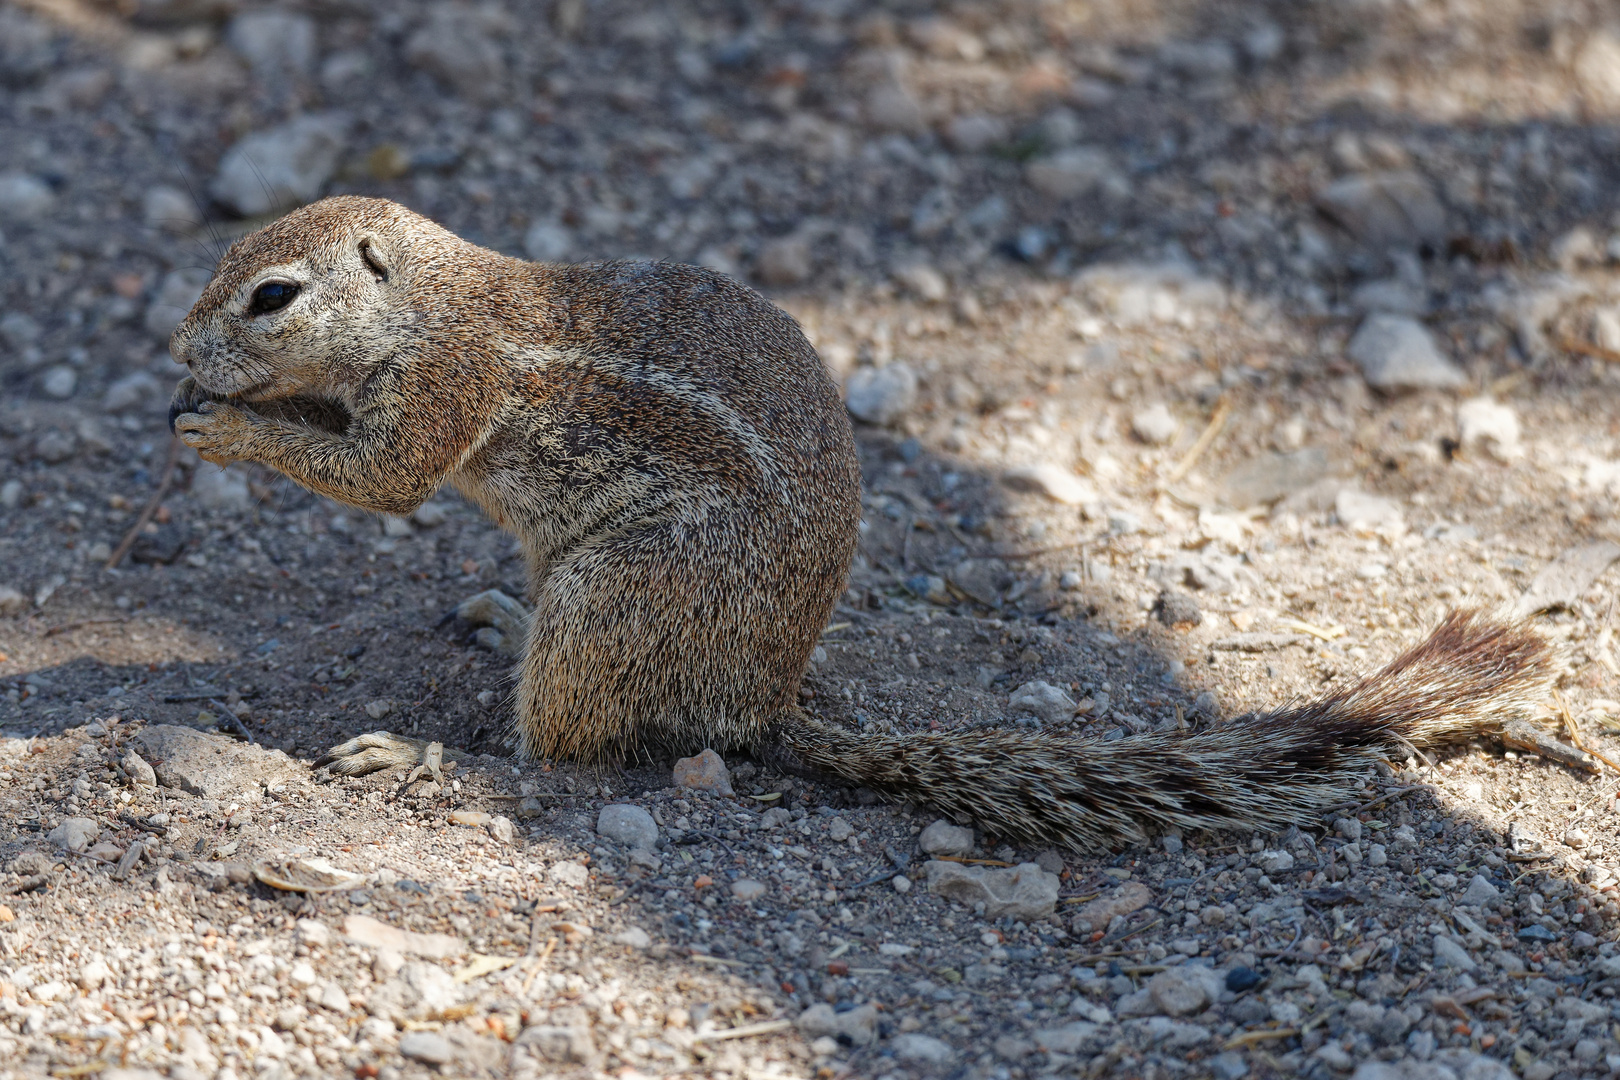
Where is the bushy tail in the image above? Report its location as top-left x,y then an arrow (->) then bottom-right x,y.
774,610 -> 1553,851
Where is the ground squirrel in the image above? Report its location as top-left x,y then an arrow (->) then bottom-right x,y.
170,196 -> 1555,851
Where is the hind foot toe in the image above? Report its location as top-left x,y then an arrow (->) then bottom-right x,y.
455,589 -> 530,657
314,731 -> 462,777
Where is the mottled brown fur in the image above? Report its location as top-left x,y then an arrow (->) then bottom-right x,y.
172,198 -> 1555,852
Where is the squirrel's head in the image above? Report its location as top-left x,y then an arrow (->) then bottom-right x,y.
170,196 -> 460,404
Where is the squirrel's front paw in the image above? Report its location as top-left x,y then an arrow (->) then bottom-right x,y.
172,398 -> 257,466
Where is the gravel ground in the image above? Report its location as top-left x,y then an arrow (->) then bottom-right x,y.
8,1 -> 1620,1078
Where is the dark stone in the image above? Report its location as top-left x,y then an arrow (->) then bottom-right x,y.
1153,589 -> 1202,629
1225,966 -> 1262,993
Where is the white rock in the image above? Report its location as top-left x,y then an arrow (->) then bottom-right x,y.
1594,307 -> 1620,353
363,699 -> 394,720
893,1033 -> 956,1064
1132,403 -> 1180,445
1348,315 -> 1465,391
731,879 -> 766,902
190,465 -> 252,512
1334,488 -> 1404,534
78,959 -> 112,991
865,82 -> 925,133
827,817 -> 853,842
613,927 -> 651,949
550,861 -> 589,889
596,804 -> 659,852
1009,681 -> 1077,723
1457,398 -> 1521,462
144,268 -> 211,339
1575,31 -> 1620,111
1257,849 -> 1293,873
0,173 -> 53,218
523,220 -> 574,263
142,185 -> 202,233
1001,464 -> 1095,506
1431,935 -> 1477,972
288,961 -> 317,987
295,919 -> 332,948
226,11 -> 317,79
845,363 -> 917,425
1026,147 -> 1122,199
40,366 -> 77,400
919,820 -> 974,857
210,113 -> 350,217
797,1003 -> 879,1046
894,263 -> 948,302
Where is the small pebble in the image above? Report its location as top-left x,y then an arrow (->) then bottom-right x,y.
730,879 -> 766,902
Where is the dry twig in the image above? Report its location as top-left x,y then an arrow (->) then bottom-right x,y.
105,437 -> 182,571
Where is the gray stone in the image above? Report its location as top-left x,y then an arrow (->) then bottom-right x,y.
523,219 -> 573,262
948,558 -> 1012,607
190,466 -> 252,512
1431,935 -> 1477,972
1352,278 -> 1427,316
796,1003 -> 878,1046
1348,315 -> 1465,391
121,750 -> 157,789
365,962 -> 461,1024
397,1031 -> 453,1065
892,1033 -> 955,1064
1002,464 -> 1096,506
1335,488 -> 1404,533
1257,849 -> 1293,873
1026,147 -> 1122,200
0,173 -> 53,218
40,366 -> 76,400
1033,1022 -> 1099,1054
924,860 -> 1060,919
144,268 -> 211,340
404,5 -> 508,103
1316,172 -> 1447,249
487,815 -> 515,845
844,362 -> 917,425
919,820 -> 973,857
945,113 -> 1010,153
142,185 -> 201,233
1219,448 -> 1332,508
597,804 -> 658,852
46,817 -> 98,853
226,11 -> 316,79
134,725 -> 303,803
1147,967 -> 1212,1017
515,1024 -> 597,1065
1009,681 -> 1077,723
827,817 -> 852,842
103,371 -> 161,413
755,235 -> 813,287
210,113 -> 350,217
33,428 -> 77,464
1208,1051 -> 1250,1080
1460,874 -> 1500,907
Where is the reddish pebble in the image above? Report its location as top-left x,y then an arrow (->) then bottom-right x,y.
827,961 -> 849,976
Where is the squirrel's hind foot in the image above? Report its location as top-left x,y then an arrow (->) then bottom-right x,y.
315,731 -> 441,776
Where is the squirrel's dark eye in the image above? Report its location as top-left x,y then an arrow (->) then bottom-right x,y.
248,281 -> 299,316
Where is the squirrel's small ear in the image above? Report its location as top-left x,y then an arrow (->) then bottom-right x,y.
358,235 -> 390,282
